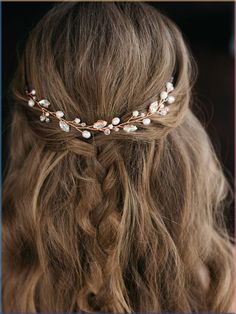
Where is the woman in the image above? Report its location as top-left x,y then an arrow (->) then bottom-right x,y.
3,3 -> 234,312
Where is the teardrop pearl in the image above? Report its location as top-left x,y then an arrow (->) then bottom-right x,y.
28,99 -> 35,107
142,118 -> 151,125
82,130 -> 91,139
132,111 -> 139,117
74,118 -> 81,124
112,117 -> 120,125
104,129 -> 111,135
167,96 -> 175,104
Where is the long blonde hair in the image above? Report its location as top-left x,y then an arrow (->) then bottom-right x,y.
3,3 -> 234,312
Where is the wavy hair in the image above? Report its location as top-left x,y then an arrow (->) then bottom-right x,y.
3,3 -> 234,312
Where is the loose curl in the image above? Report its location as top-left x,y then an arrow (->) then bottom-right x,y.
3,3 -> 234,312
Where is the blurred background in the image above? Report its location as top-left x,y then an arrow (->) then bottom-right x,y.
2,2 -> 234,234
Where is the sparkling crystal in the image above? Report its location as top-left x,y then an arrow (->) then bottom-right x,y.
59,120 -> 70,132
93,120 -> 107,129
82,130 -> 91,139
159,109 -> 168,116
166,82 -> 174,92
104,129 -> 111,135
81,123 -> 86,127
149,101 -> 158,113
132,110 -> 139,117
123,124 -> 138,132
56,111 -> 64,118
28,99 -> 35,107
142,118 -> 151,125
39,99 -> 50,108
74,118 -> 81,124
112,117 -> 120,125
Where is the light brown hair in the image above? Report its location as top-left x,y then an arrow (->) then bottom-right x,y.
3,3 -> 234,312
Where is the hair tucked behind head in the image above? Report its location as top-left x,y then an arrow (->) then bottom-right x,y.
3,3 -> 234,312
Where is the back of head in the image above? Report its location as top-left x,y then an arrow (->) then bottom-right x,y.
3,3 -> 234,312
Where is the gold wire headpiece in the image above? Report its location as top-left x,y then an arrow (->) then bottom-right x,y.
26,81 -> 175,139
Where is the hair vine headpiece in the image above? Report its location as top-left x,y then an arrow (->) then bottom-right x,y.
26,81 -> 175,139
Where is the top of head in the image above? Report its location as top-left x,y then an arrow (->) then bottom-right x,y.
12,2 -> 194,146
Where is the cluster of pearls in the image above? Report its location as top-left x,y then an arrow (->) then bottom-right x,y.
26,81 -> 175,139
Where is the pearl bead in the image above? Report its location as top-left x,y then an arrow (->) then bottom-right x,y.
82,130 -> 91,139
31,89 -> 36,95
108,124 -> 114,129
81,123 -> 86,127
74,118 -> 81,124
104,129 -> 111,135
114,127 -> 119,132
142,118 -> 151,125
160,91 -> 168,100
28,99 -> 35,107
167,96 -> 175,104
45,118 -> 50,123
132,110 -> 139,117
112,117 -> 120,125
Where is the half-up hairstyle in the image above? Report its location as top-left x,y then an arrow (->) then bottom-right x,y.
3,2 -> 234,312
